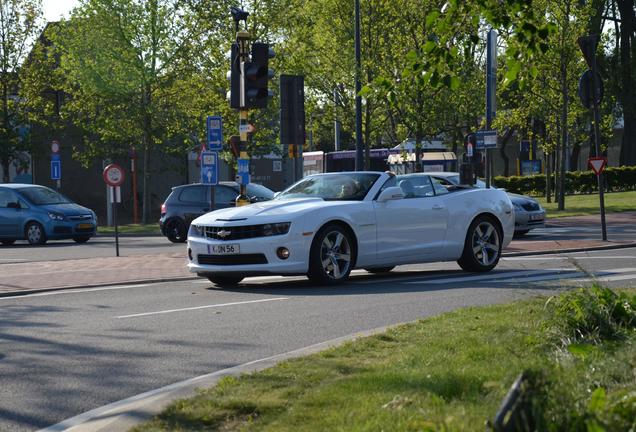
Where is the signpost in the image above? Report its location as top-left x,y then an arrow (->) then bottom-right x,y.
578,34 -> 607,241
200,150 -> 218,214
206,116 -> 223,151
237,158 -> 250,186
485,29 -> 497,188
103,163 -> 125,257
476,130 -> 498,149
51,140 -> 61,190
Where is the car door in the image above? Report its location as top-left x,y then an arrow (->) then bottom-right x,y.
178,185 -> 210,226
0,188 -> 22,238
372,176 -> 448,261
214,185 -> 239,210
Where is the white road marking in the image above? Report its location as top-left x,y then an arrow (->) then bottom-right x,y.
0,258 -> 27,261
573,274 -> 636,283
116,297 -> 289,319
493,268 -> 636,284
0,284 -> 154,301
503,256 -> 636,261
402,268 -> 572,285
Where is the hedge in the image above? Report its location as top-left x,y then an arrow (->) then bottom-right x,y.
493,166 -> 636,196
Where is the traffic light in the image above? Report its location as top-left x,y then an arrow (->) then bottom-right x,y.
228,135 -> 240,158
227,43 -> 240,109
243,42 -> 275,109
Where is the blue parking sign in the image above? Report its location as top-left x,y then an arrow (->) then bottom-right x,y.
200,151 -> 218,185
51,160 -> 61,180
207,116 -> 223,151
237,158 -> 250,185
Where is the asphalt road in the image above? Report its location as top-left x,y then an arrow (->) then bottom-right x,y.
0,235 -> 180,263
1,247 -> 635,431
1,219 -> 636,264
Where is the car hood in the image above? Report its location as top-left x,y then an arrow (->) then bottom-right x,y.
40,203 -> 94,216
194,198 -> 337,224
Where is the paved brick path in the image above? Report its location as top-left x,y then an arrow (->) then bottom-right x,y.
1,212 -> 634,296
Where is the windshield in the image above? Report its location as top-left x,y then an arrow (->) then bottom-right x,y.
17,186 -> 71,205
444,175 -> 487,189
276,173 -> 380,201
246,183 -> 274,199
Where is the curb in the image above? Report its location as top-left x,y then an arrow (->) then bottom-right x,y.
502,242 -> 636,257
39,324 -> 402,432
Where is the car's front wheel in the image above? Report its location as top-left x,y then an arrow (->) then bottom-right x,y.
308,224 -> 354,285
73,236 -> 91,243
207,275 -> 243,287
457,216 -> 502,272
165,218 -> 187,243
1,239 -> 16,246
25,222 -> 47,245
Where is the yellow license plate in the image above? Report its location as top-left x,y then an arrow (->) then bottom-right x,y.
77,223 -> 94,229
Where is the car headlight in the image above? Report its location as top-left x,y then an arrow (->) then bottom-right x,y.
262,222 -> 291,236
48,212 -> 65,221
189,224 -> 205,237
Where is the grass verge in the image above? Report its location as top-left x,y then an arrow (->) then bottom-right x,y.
133,286 -> 636,431
537,190 -> 636,218
97,223 -> 161,235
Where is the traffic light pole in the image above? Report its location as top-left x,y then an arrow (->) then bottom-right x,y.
236,30 -> 251,207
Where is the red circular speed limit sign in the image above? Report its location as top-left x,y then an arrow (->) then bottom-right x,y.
103,163 -> 126,187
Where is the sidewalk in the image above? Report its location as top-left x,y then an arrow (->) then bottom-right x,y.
2,213 -> 635,297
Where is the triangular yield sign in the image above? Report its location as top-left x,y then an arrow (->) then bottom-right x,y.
588,157 -> 606,175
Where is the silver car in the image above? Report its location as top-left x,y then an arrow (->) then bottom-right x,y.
399,172 -> 546,237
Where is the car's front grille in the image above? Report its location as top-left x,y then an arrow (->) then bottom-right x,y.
68,214 -> 93,221
203,223 -> 289,241
54,226 -> 72,234
521,202 -> 540,211
197,254 -> 268,265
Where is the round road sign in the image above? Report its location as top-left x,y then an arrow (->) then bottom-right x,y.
51,140 -> 60,153
103,163 -> 126,187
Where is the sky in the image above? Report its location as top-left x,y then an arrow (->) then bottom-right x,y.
42,0 -> 78,22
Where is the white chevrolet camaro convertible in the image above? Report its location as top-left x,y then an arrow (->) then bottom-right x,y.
187,171 -> 514,287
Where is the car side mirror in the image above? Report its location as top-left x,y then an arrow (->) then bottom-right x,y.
7,201 -> 20,209
377,187 -> 405,203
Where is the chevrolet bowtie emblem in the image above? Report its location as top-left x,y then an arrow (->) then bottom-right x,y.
217,229 -> 231,238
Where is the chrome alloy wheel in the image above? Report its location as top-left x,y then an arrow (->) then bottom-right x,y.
471,221 -> 500,266
320,230 -> 352,280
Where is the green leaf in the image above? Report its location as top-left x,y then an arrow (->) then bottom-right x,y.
505,60 -> 521,81
423,40 -> 437,54
567,343 -> 595,358
587,387 -> 606,412
425,11 -> 440,28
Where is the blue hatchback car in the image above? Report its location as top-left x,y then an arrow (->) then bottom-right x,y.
0,184 -> 97,245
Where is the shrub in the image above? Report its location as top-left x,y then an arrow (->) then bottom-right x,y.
493,166 -> 636,196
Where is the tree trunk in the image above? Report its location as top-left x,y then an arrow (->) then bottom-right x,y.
617,0 -> 636,165
570,141 -> 581,171
499,128 -> 513,176
559,60 -> 568,210
545,152 -> 552,202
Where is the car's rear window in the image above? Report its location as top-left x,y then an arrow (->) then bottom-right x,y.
17,187 -> 70,205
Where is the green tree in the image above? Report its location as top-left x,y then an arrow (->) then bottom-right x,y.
0,0 -> 43,182
46,0 -> 232,222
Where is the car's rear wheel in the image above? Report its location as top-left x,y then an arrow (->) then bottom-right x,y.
365,266 -> 395,274
514,230 -> 530,237
165,218 -> 187,243
1,239 -> 16,245
73,236 -> 90,243
457,216 -> 501,272
207,275 -> 243,287
308,224 -> 353,285
25,222 -> 47,245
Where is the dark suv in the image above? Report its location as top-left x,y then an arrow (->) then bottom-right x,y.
159,182 -> 275,243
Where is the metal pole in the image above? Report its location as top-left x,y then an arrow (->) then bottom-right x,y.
131,148 -> 139,224
334,86 -> 341,151
354,0 -> 363,171
591,54 -> 607,241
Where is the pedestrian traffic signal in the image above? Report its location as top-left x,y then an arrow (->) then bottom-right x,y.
243,42 -> 275,109
227,43 -> 240,109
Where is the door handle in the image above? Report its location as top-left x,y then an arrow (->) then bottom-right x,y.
432,204 -> 445,210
